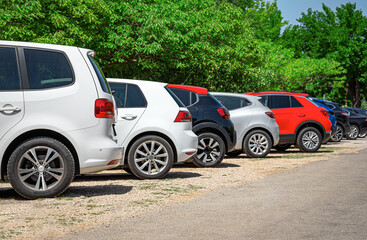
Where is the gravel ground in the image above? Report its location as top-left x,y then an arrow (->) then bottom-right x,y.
0,138 -> 366,239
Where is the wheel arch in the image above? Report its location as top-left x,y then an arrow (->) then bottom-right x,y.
1,129 -> 80,181
295,121 -> 325,139
123,131 -> 177,165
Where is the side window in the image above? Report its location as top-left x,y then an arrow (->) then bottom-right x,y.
214,95 -> 250,110
0,47 -> 20,91
109,82 -> 126,108
126,84 -> 147,108
290,96 -> 303,108
269,95 -> 291,109
170,88 -> 191,106
24,49 -> 73,89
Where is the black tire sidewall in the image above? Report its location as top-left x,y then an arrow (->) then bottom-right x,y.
7,137 -> 75,200
193,132 -> 225,167
273,143 -> 291,152
296,127 -> 322,152
127,135 -> 174,179
243,130 -> 272,158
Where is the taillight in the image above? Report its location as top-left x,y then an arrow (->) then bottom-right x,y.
95,99 -> 114,118
341,112 -> 349,118
265,111 -> 275,118
321,109 -> 329,116
217,108 -> 230,119
174,111 -> 192,122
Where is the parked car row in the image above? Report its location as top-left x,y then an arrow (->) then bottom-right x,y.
1,41 -> 366,199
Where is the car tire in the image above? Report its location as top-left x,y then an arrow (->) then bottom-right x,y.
243,130 -> 272,158
127,135 -> 174,179
358,132 -> 367,138
225,150 -> 242,158
193,132 -> 225,167
123,167 -> 132,174
347,124 -> 359,140
330,124 -> 344,142
273,144 -> 291,152
296,127 -> 322,152
7,137 -> 75,200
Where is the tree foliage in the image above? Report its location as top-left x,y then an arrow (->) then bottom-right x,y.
0,0 -> 360,105
281,3 -> 367,107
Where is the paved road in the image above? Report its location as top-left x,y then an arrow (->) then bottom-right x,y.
63,148 -> 367,240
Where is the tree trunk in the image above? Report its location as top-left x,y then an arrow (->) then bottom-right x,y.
348,77 -> 361,108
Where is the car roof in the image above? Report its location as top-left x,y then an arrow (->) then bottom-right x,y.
0,40 -> 88,52
167,84 -> 208,96
210,92 -> 260,101
107,78 -> 167,87
244,91 -> 309,97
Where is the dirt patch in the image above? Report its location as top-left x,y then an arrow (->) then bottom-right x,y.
0,138 -> 366,240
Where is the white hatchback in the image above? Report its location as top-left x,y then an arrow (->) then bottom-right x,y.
108,78 -> 198,179
0,41 -> 122,199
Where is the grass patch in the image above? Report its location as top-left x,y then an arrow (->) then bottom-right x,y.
138,183 -> 158,190
281,154 -> 321,159
130,199 -> 158,207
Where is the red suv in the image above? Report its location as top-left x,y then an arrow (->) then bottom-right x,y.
244,92 -> 332,152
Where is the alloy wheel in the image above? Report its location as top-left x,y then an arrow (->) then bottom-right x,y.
196,137 -> 222,164
302,131 -> 320,150
331,125 -> 343,142
17,146 -> 65,191
248,133 -> 269,156
133,140 -> 169,176
349,125 -> 359,139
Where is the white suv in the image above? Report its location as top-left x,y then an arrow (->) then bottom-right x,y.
0,41 -> 122,199
108,78 -> 198,179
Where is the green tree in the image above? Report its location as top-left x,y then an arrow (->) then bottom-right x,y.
281,3 -> 367,107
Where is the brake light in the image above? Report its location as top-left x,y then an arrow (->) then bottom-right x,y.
217,108 -> 230,119
265,111 -> 275,118
174,111 -> 192,122
321,109 -> 329,116
95,99 -> 114,118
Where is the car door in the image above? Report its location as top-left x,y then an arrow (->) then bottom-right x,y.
110,83 -> 147,145
268,95 -> 299,135
0,47 -> 24,140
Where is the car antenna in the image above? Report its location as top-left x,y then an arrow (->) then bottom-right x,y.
181,71 -> 193,85
56,30 -> 68,45
234,86 -> 241,93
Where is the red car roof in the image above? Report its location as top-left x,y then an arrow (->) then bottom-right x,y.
243,91 -> 309,97
167,84 -> 208,95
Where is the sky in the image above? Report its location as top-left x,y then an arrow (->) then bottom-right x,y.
269,0 -> 367,26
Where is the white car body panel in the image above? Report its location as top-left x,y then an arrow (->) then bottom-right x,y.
108,78 -> 198,163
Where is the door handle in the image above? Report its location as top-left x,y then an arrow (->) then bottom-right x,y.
121,114 -> 137,120
0,106 -> 21,113
298,114 -> 305,117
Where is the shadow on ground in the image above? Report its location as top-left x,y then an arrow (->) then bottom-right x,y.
61,184 -> 133,198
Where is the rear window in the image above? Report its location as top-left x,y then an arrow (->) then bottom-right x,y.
169,88 -> 199,106
165,86 -> 185,107
24,49 -> 73,89
0,47 -> 20,91
88,55 -> 110,93
269,95 -> 290,109
290,96 -> 303,108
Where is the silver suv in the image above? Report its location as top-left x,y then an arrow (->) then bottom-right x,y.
0,41 -> 122,199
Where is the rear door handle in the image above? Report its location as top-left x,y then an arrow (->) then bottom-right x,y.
0,106 -> 21,113
121,114 -> 137,120
298,114 -> 305,117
